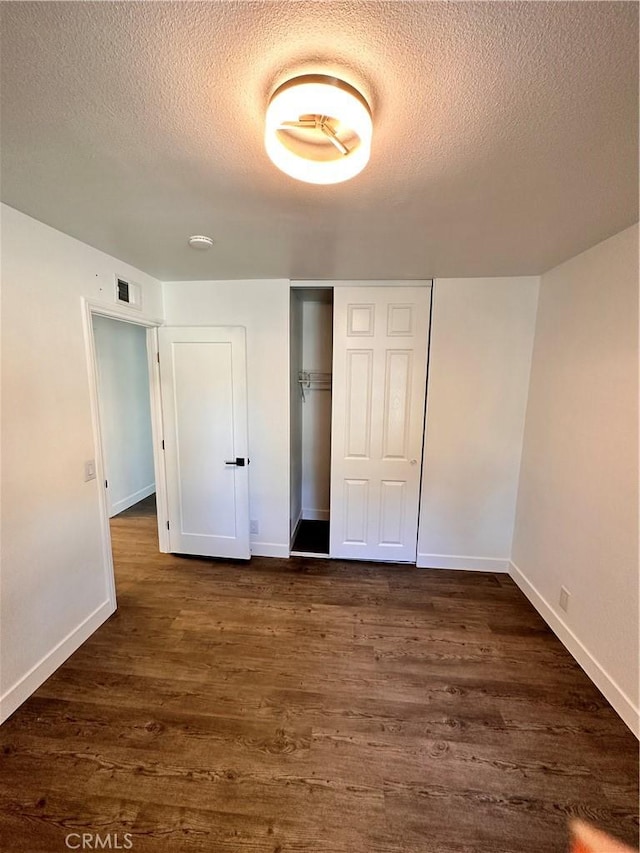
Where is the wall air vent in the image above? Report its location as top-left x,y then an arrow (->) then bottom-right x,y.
114,275 -> 142,310
117,278 -> 129,302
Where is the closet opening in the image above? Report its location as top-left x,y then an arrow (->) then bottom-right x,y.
290,287 -> 334,556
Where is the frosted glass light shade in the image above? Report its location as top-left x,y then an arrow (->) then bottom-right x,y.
265,75 -> 373,185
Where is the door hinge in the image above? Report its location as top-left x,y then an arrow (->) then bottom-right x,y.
105,480 -> 108,488
166,520 -> 170,530
157,352 -> 160,363
162,439 -> 165,450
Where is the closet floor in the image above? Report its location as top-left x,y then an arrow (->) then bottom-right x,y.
291,518 -> 330,554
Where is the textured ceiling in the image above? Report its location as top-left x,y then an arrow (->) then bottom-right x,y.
1,1 -> 637,280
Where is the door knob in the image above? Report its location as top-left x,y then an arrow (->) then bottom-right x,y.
410,459 -> 417,465
225,457 -> 249,467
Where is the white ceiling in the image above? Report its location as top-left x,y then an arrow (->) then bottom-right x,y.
1,1 -> 637,281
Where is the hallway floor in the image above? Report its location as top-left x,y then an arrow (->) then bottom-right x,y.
0,496 -> 637,852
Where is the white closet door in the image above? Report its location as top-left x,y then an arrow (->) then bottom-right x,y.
330,287 -> 431,561
159,326 -> 250,559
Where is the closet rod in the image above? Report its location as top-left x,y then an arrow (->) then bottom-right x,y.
298,370 -> 332,401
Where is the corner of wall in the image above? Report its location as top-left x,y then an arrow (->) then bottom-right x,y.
507,275 -> 542,560
507,229 -> 639,738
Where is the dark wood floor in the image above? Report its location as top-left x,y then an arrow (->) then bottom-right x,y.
0,496 -> 637,852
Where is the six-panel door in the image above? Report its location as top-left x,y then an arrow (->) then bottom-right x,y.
158,326 -> 251,559
330,288 -> 431,561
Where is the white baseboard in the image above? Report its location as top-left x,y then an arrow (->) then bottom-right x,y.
109,483 -> 155,517
416,553 -> 509,572
302,508 -> 330,521
509,560 -> 639,738
0,598 -> 115,724
250,542 -> 290,559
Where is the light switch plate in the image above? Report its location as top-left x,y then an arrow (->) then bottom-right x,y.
84,460 -> 96,482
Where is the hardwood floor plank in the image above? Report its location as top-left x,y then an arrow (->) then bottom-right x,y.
0,796 -> 140,853
0,495 -> 637,852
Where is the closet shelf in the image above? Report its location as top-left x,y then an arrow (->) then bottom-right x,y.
298,370 -> 332,401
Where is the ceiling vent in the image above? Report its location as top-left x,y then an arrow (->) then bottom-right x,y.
114,275 -> 142,310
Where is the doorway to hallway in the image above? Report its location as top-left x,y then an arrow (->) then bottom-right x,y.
92,314 -> 156,519
110,493 -> 159,556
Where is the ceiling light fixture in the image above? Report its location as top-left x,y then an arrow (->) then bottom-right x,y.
188,235 -> 214,250
264,74 -> 372,185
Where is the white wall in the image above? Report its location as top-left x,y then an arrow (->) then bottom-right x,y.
301,300 -> 332,520
0,204 -> 163,723
162,280 -> 290,557
511,224 -> 639,736
289,291 -> 303,539
418,277 -> 539,571
92,316 -> 155,517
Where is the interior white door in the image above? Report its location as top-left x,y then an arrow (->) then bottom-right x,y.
330,287 -> 431,561
159,326 -> 250,559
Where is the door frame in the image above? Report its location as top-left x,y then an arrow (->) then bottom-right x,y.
81,298 -> 168,609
